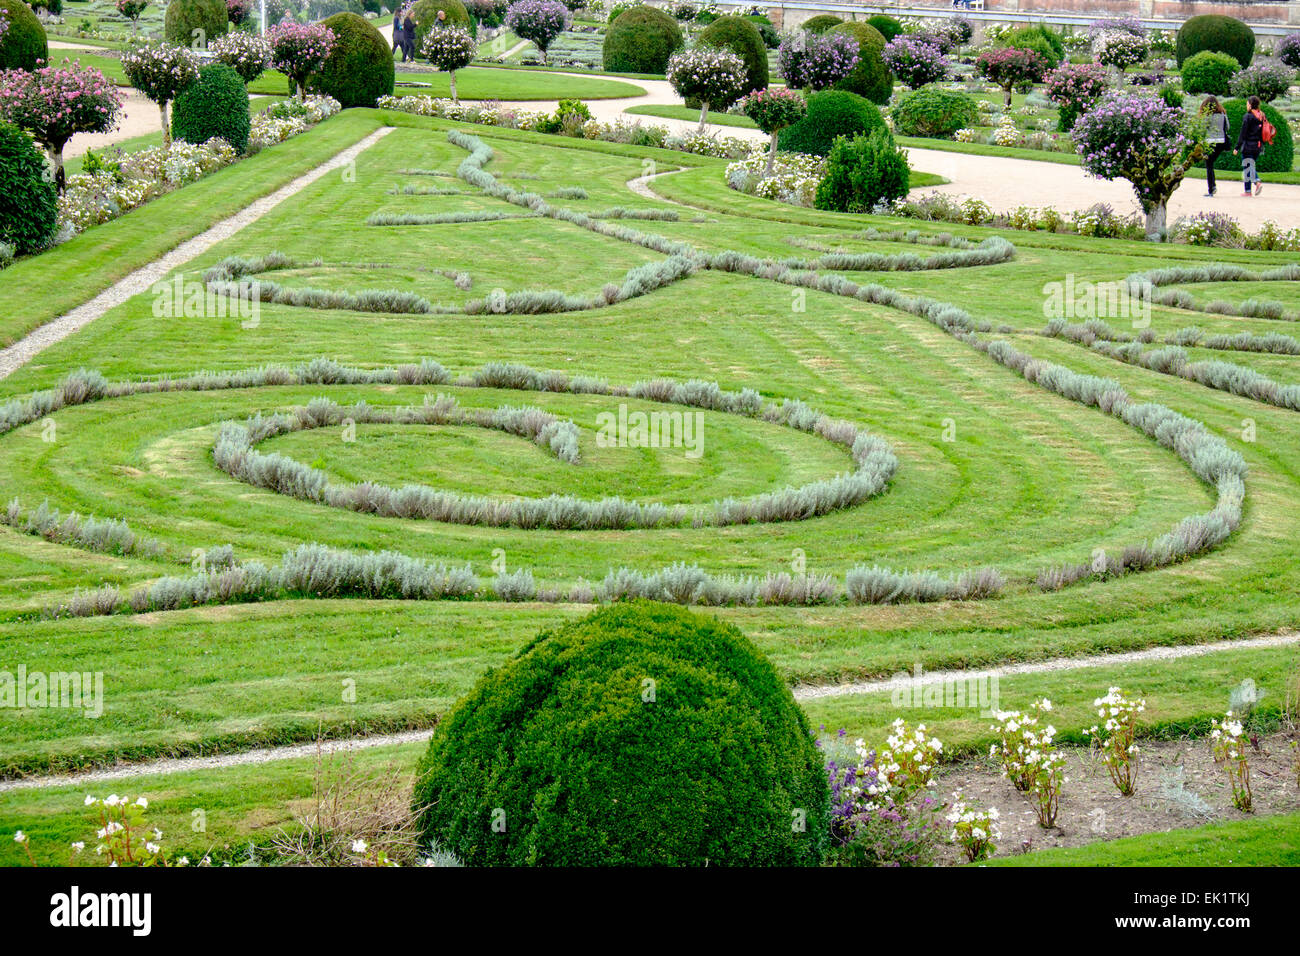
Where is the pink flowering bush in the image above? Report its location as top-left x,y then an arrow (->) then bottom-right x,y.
667,46 -> 747,130
740,86 -> 806,174
0,63 -> 123,191
119,41 -> 199,147
115,0 -> 149,32
226,0 -> 252,25
1044,62 -> 1109,131
267,18 -> 337,98
421,25 -> 477,101
976,46 -> 1048,107
503,0 -> 569,65
1071,91 -> 1204,238
882,34 -> 948,90
777,30 -> 859,92
210,31 -> 271,85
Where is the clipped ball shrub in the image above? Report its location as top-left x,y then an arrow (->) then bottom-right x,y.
801,13 -> 843,35
0,0 -> 47,70
602,5 -> 683,74
815,128 -> 910,213
312,12 -> 394,107
830,21 -> 891,104
413,602 -> 830,866
866,14 -> 903,42
1180,50 -> 1240,96
1176,14 -> 1254,68
164,0 -> 228,46
171,63 -> 250,153
0,123 -> 57,255
412,0 -> 473,50
778,89 -> 887,156
697,14 -> 768,95
1216,98 -> 1292,173
891,85 -> 977,138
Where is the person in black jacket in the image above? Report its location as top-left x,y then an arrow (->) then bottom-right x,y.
392,7 -> 404,59
403,9 -> 417,62
1234,95 -> 1265,197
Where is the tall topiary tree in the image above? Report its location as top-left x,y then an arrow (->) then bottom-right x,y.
164,0 -> 229,48
120,41 -> 199,148
421,24 -> 476,101
0,122 -> 57,255
831,21 -> 891,103
503,0 -> 568,65
976,46 -> 1048,107
267,17 -> 336,99
602,5 -> 682,75
740,85 -> 806,174
313,12 -> 394,108
1176,14 -> 1255,68
667,45 -> 746,130
171,62 -> 250,152
0,0 -> 48,71
697,13 -> 768,96
412,602 -> 831,867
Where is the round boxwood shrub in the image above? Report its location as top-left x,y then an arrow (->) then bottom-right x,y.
0,123 -> 57,255
697,14 -> 768,95
311,12 -> 394,107
1180,50 -> 1239,96
164,0 -> 228,46
0,0 -> 47,71
866,14 -> 903,42
815,128 -> 910,212
1005,24 -> 1064,67
413,602 -> 830,866
1216,98 -> 1292,173
171,63 -> 250,153
801,13 -> 843,35
830,21 -> 891,104
602,5 -> 683,74
778,88 -> 887,156
412,0 -> 473,50
891,85 -> 977,138
1176,14 -> 1254,68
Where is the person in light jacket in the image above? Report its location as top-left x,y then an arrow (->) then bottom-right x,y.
1233,95 -> 1265,197
1200,96 -> 1228,197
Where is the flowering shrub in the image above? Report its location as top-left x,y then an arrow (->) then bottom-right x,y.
740,85 -> 805,174
0,63 -> 123,191
1229,60 -> 1293,103
1071,92 -> 1202,237
1210,712 -> 1253,811
1094,30 -> 1149,70
210,30 -> 272,85
725,149 -> 823,206
504,0 -> 569,64
993,699 -> 1067,827
1280,32 -> 1300,69
115,0 -> 149,30
1089,16 -> 1146,40
990,115 -> 1023,147
14,794 -> 191,867
1045,62 -> 1109,131
882,33 -> 948,90
1085,687 -> 1145,795
267,17 -> 337,98
1254,219 -> 1300,251
119,41 -> 199,148
226,0 -> 252,25
947,791 -> 999,861
976,47 -> 1048,107
777,29 -> 858,91
1071,201 -> 1134,238
1171,211 -> 1245,247
421,25 -> 477,101
666,46 -> 747,129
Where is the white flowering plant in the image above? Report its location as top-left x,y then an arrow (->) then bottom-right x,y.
725,150 -> 825,207
1210,712 -> 1253,812
947,791 -> 1000,861
1085,687 -> 1145,795
210,31 -> 272,85
13,794 -> 193,867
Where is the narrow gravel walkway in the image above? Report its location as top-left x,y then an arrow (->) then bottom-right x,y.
0,127 -> 394,381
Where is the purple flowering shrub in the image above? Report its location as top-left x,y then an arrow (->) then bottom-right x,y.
1229,59 -> 1293,103
267,18 -> 337,98
976,46 -> 1047,107
777,29 -> 859,91
504,0 -> 569,64
882,34 -> 948,90
1280,33 -> 1300,69
1044,62 -> 1109,131
1088,16 -> 1147,39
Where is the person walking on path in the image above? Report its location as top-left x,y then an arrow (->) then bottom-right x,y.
1201,97 -> 1229,197
1234,94 -> 1266,197
402,9 -> 417,63
392,6 -> 404,59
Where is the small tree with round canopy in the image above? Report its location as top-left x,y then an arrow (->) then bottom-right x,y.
976,46 -> 1048,107
667,45 -> 747,131
503,0 -> 568,65
741,86 -> 806,175
267,18 -> 336,99
120,41 -> 199,148
421,24 -> 476,101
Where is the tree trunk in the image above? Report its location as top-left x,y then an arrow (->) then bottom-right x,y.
160,101 -> 171,148
297,78 -> 306,100
50,146 -> 66,194
1003,86 -> 1012,108
450,71 -> 458,102
765,131 -> 779,176
1144,200 -> 1167,241
697,101 -> 709,133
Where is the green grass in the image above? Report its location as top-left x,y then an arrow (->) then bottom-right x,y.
625,104 -> 761,129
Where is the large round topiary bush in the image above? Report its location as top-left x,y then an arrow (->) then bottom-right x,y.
830,21 -> 891,104
602,5 -> 683,74
171,63 -> 250,153
866,14 -> 903,42
412,0 -> 473,50
778,88 -> 888,156
1176,14 -> 1254,68
1180,50 -> 1239,96
164,0 -> 228,46
412,602 -> 830,866
801,13 -> 843,35
311,12 -> 394,107
0,0 -> 47,70
697,14 -> 768,96
891,85 -> 978,138
1216,98 -> 1292,173
0,123 -> 57,255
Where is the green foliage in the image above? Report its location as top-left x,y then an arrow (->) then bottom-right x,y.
1176,14 -> 1254,68
778,89 -> 887,156
830,21 -> 891,105
0,0 -> 48,70
0,123 -> 56,255
891,85 -> 977,138
171,63 -> 250,153
412,0 -> 473,50
1180,51 -> 1239,96
815,129 -> 910,212
311,12 -> 394,108
1217,98 -> 1292,173
1005,24 -> 1064,67
749,15 -> 779,50
602,5 -> 683,74
412,601 -> 830,866
163,0 -> 228,47
801,13 -> 843,35
866,14 -> 903,42
697,14 -> 768,95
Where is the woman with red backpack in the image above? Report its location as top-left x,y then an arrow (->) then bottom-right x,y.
1233,95 -> 1272,197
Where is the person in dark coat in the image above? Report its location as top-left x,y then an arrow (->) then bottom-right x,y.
402,9 -> 417,62
392,7 -> 404,58
1234,95 -> 1265,197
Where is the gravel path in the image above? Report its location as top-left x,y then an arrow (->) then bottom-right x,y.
4,631 -> 1293,792
0,127 -> 394,381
